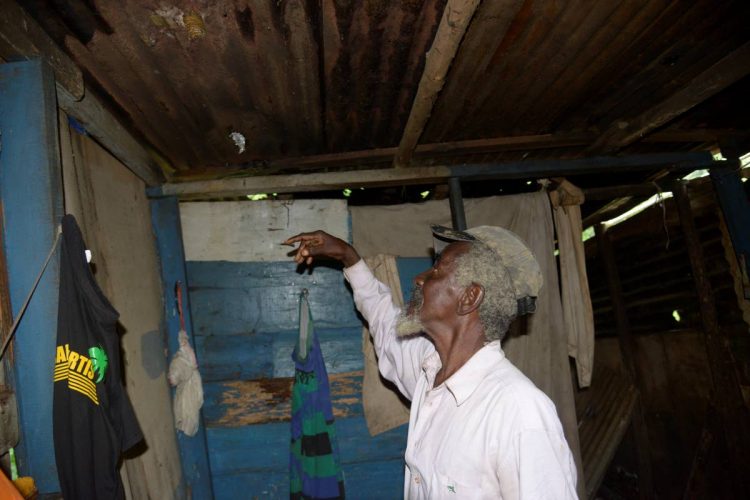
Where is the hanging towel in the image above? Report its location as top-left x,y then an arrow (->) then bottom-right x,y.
361,255 -> 410,436
290,291 -> 345,499
53,214 -> 143,499
549,179 -> 595,388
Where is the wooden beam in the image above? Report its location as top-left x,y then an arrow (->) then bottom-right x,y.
645,129 -> 750,144
0,0 -> 83,100
673,182 -> 750,496
0,59 -> 64,493
176,132 -> 595,181
583,183 -> 665,201
154,151 -> 720,200
594,224 -> 654,499
57,87 -> 163,186
0,0 -> 164,186
394,0 -> 482,167
591,41 -> 750,153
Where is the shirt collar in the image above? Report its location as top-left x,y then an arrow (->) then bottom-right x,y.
430,341 -> 505,406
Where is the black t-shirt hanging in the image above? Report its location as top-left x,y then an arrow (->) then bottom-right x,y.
53,214 -> 143,499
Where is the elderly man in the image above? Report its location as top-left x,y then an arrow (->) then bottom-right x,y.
285,225 -> 577,499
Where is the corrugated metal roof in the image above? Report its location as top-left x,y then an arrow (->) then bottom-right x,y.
20,0 -> 750,179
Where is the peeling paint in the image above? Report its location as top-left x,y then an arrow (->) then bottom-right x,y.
213,370 -> 363,427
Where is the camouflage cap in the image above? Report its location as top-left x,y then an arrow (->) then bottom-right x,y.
431,225 -> 543,315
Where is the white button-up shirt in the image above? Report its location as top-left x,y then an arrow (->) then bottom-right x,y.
345,260 -> 577,499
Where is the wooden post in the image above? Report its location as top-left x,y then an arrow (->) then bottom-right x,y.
595,224 -> 654,499
149,197 -> 214,499
448,177 -> 467,231
0,60 -> 63,493
711,141 -> 750,299
673,182 -> 749,496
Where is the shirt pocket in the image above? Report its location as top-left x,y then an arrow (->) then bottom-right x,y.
431,472 -> 489,500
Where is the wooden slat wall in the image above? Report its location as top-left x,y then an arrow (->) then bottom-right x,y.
185,257 -> 430,498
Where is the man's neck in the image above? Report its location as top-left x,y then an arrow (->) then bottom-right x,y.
431,322 -> 486,387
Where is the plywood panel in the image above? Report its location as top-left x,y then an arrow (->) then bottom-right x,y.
180,199 -> 348,262
59,113 -> 182,498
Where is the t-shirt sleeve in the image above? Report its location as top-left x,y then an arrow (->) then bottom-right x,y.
344,259 -> 433,400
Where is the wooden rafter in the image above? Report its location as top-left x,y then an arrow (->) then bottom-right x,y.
591,41 -> 750,153
394,0 -> 482,167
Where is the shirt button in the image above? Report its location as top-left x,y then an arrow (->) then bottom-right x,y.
414,475 -> 421,484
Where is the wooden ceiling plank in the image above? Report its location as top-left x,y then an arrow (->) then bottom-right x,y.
591,41 -> 750,153
0,0 -> 84,100
158,151 -> 719,199
394,0 -> 482,167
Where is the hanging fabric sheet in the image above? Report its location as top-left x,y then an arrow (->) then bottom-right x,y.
53,214 -> 143,499
290,290 -> 345,499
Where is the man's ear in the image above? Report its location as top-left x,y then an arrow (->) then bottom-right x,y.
457,283 -> 484,316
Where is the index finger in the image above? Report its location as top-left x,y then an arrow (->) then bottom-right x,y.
282,232 -> 320,246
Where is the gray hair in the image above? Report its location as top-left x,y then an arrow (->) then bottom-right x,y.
452,242 -> 517,342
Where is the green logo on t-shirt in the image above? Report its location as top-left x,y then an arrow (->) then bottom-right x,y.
88,346 -> 109,383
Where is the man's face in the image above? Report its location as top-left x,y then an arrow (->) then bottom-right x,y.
396,242 -> 470,337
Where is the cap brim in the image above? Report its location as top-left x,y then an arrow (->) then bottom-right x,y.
430,224 -> 476,256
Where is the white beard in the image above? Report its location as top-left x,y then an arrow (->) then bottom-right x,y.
396,287 -> 425,337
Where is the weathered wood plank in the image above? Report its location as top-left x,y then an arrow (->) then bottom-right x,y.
203,370 -> 364,427
193,327 -> 363,382
186,261 -> 361,334
211,457 -> 405,500
175,132 -> 594,180
179,199 -> 349,262
156,152 -> 720,199
206,418 -> 406,473
394,0 -> 481,167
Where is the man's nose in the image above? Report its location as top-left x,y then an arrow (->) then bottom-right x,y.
414,270 -> 428,287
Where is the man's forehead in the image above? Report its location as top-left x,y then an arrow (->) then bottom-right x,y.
435,240 -> 472,263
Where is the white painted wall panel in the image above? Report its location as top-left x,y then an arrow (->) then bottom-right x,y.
180,200 -> 349,262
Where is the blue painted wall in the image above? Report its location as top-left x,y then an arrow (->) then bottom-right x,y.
186,256 -> 432,498
0,60 -> 63,493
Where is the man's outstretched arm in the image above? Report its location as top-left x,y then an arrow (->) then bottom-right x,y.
284,230 -> 430,400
